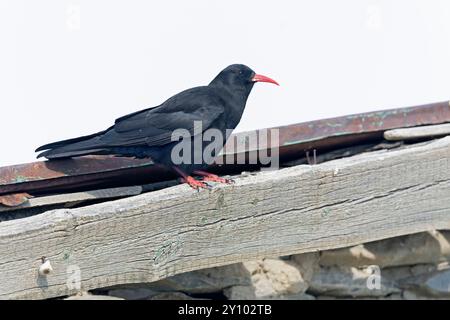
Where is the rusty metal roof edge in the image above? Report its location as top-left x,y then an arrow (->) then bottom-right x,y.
225,100 -> 450,152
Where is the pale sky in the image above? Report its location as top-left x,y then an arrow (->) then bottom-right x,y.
1,0 -> 450,166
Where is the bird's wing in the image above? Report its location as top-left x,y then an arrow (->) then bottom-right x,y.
99,89 -> 225,147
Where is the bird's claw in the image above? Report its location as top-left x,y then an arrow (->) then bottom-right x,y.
227,178 -> 235,184
202,175 -> 234,184
182,176 -> 211,190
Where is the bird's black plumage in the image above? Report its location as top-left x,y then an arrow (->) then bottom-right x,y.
36,64 -> 277,186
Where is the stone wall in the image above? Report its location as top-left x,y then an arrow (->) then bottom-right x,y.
68,230 -> 450,300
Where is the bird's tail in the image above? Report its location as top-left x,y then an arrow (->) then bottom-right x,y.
36,129 -> 110,159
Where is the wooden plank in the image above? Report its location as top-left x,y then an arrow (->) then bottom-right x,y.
1,137 -> 450,299
0,186 -> 143,213
384,123 -> 450,141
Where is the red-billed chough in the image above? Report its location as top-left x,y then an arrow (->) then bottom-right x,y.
36,64 -> 279,189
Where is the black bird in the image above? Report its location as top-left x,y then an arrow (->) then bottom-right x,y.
36,64 -> 279,189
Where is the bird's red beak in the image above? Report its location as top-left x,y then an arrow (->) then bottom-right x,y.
252,74 -> 279,86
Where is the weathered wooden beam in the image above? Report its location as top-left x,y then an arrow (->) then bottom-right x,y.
0,186 -> 143,213
384,123 -> 450,141
2,137 -> 450,299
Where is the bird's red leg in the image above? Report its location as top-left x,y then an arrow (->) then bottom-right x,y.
172,166 -> 210,190
193,170 -> 234,184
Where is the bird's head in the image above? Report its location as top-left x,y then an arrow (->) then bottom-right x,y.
209,64 -> 279,91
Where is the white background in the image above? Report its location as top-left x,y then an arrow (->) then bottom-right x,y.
1,0 -> 450,166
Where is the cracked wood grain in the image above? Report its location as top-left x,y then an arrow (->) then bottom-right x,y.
1,137 -> 450,299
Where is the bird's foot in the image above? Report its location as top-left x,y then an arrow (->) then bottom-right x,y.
201,173 -> 234,184
182,176 -> 211,190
